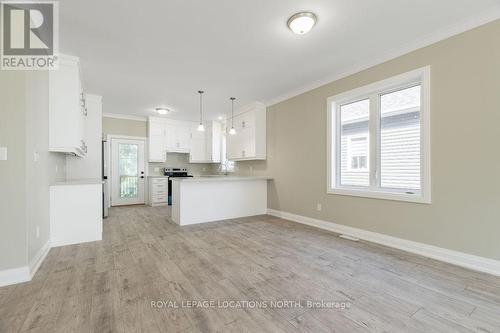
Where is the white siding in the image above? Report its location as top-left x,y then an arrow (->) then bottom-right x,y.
381,123 -> 420,190
340,112 -> 421,190
340,136 -> 369,186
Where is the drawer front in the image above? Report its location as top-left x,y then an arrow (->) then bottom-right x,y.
152,194 -> 167,203
151,178 -> 168,184
152,189 -> 167,196
152,182 -> 167,191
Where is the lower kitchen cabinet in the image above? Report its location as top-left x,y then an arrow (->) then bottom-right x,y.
50,181 -> 102,247
148,177 -> 168,206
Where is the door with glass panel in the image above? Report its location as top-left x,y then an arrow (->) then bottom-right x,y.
111,138 -> 146,206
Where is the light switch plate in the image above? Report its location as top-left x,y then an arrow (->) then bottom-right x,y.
33,152 -> 40,162
0,147 -> 7,160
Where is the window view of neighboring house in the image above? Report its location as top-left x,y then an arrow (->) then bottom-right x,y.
380,85 -> 421,191
329,67 -> 430,203
338,86 -> 421,190
340,99 -> 370,186
348,136 -> 368,170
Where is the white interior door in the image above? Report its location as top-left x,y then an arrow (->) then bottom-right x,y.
111,138 -> 146,206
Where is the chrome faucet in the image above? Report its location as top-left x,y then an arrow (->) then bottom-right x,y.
218,161 -> 230,176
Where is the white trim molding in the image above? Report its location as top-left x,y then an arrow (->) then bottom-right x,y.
29,240 -> 51,278
0,267 -> 31,287
103,113 -> 147,122
0,240 -> 51,287
267,209 -> 500,277
265,5 -> 500,107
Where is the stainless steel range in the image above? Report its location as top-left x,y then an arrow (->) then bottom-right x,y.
164,168 -> 193,205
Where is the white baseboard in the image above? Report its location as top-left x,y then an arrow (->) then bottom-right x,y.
0,266 -> 30,287
29,240 -> 51,278
0,240 -> 51,287
267,209 -> 500,277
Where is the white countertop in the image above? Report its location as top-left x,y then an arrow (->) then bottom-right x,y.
171,175 -> 271,182
147,175 -> 169,178
51,179 -> 104,186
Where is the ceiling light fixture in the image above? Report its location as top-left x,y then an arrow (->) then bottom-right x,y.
197,90 -> 205,132
287,12 -> 317,35
155,107 -> 169,115
229,97 -> 236,135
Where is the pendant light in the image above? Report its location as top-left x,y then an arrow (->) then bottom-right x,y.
197,90 -> 205,132
229,97 -> 236,135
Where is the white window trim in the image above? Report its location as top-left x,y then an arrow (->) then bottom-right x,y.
327,66 -> 431,204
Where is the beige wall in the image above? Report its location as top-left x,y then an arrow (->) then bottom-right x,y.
240,20 -> 500,261
102,117 -> 147,138
0,70 -> 66,271
25,71 -> 66,263
0,71 -> 28,270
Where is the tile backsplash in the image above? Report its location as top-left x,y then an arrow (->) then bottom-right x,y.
148,152 -> 219,176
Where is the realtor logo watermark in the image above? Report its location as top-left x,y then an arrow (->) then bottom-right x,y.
1,1 -> 59,70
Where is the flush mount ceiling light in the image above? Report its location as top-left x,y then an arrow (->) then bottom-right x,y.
287,12 -> 317,35
155,107 -> 169,115
197,90 -> 205,132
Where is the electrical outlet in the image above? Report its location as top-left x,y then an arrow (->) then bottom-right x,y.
154,167 -> 160,172
33,151 -> 40,162
36,226 -> 40,239
202,167 -> 206,171
316,203 -> 322,211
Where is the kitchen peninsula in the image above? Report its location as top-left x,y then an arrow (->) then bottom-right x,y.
171,176 -> 270,225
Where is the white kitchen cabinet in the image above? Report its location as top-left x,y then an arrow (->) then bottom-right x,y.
66,94 -> 102,179
226,102 -> 266,161
49,54 -> 87,157
148,117 -> 193,161
148,177 -> 168,206
148,119 -> 167,162
50,182 -> 102,247
165,121 -> 191,152
189,121 -> 221,163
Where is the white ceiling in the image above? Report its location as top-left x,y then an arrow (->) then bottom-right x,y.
59,0 -> 500,121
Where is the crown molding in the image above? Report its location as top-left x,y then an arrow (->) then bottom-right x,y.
102,113 -> 147,122
265,6 -> 500,107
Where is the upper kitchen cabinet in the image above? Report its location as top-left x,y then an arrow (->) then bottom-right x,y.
189,121 -> 222,163
148,117 -> 194,162
148,118 -> 167,162
49,54 -> 87,157
165,121 -> 191,153
226,102 -> 266,161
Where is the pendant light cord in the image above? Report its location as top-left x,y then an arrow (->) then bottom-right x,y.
230,97 -> 236,128
198,90 -> 204,124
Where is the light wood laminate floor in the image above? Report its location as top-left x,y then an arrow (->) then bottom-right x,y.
1,205 -> 500,332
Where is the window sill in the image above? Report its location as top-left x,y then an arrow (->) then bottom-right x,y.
327,187 -> 431,204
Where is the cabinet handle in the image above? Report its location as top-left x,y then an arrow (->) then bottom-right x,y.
242,150 -> 245,157
242,121 -> 245,128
